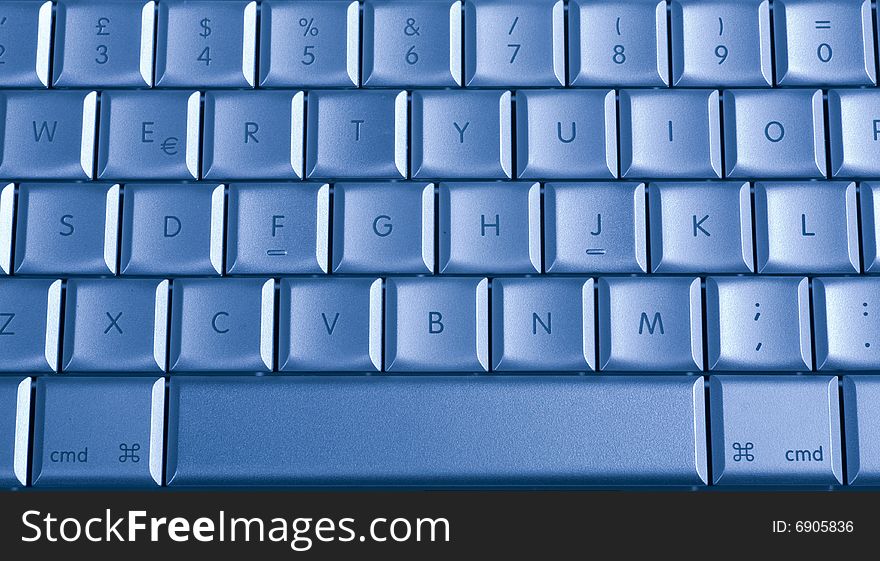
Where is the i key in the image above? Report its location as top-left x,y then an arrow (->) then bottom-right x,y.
0,1 -> 52,87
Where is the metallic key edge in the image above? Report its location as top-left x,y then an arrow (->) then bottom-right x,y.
13,378 -> 31,486
45,279 -> 62,372
0,184 -> 15,275
476,278 -> 489,372
36,1 -> 52,88
449,1 -> 463,86
210,185 -> 225,275
346,1 -> 360,86
140,1 -> 157,87
81,92 -> 98,180
186,92 -> 201,179
291,92 -> 305,179
242,2 -> 258,88
154,279 -> 170,372
260,279 -> 275,371
316,184 -> 330,273
369,278 -> 383,371
421,183 -> 435,273
104,184 -> 121,275
150,378 -> 165,486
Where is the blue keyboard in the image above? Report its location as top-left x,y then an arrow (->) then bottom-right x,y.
2,0 -> 880,489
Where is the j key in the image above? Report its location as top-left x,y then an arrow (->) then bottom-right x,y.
166,376 -> 707,486
723,90 -> 826,179
649,182 -> 754,273
155,0 -> 257,87
774,0 -> 876,86
843,376 -> 880,484
260,0 -> 358,87
861,182 -> 880,272
0,279 -> 61,373
813,278 -> 880,370
464,0 -> 564,86
61,279 -> 169,373
544,182 -> 647,273
754,182 -> 859,273
53,0 -> 154,87
0,377 -> 29,487
827,89 -> 880,177
569,0 -> 669,86
710,376 -> 843,485
0,1 -> 52,87
362,0 -> 461,87
31,377 -> 163,487
98,91 -> 200,180
670,0 -> 773,87
705,277 -> 813,371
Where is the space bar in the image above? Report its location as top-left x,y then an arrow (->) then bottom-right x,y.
166,376 -> 708,486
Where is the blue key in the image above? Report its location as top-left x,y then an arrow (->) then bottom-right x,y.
619,90 -> 722,179
166,376 -> 707,486
516,90 -> 617,179
843,376 -> 880,485
203,91 -> 302,180
306,90 -> 407,180
362,0 -> 461,87
649,182 -> 754,273
120,183 -> 223,276
226,183 -> 329,274
813,278 -> 880,370
31,377 -> 163,487
670,0 -> 773,87
569,0 -> 668,86
861,182 -> 880,272
705,277 -> 813,371
710,376 -> 843,485
155,0 -> 257,87
411,90 -> 512,179
278,278 -> 382,372
774,0 -> 875,86
332,182 -> 434,274
544,182 -> 647,273
439,182 -> 541,274
260,0 -> 358,87
53,0 -> 154,87
827,89 -> 880,177
15,183 -> 118,275
385,277 -> 488,372
0,90 -> 96,180
0,1 -> 52,87
598,277 -> 703,372
0,377 -> 29,487
492,278 -> 595,372
0,279 -> 60,373
98,91 -> 200,180
62,279 -> 168,373
169,278 -> 274,372
754,182 -> 859,273
464,0 -> 564,86
723,90 -> 826,178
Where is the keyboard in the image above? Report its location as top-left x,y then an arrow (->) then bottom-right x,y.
1,0 -> 880,489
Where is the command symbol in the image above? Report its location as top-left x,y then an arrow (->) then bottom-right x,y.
732,442 -> 755,462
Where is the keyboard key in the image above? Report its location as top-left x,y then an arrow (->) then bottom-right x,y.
120,183 -> 224,276
649,182 -> 754,273
385,277 -> 488,372
774,0 -> 875,86
166,376 -> 707,486
754,182 -> 859,273
464,0 -> 564,86
710,376 -> 843,485
226,183 -> 329,274
169,278 -> 274,372
98,90 -> 200,180
438,182 -> 540,274
861,182 -> 880,272
619,90 -> 722,179
0,1 -> 52,87
53,0 -> 154,87
332,182 -> 434,274
61,279 -> 168,373
15,183 -> 118,275
260,0 -> 358,87
0,377 -> 29,487
203,91 -> 302,180
598,277 -> 703,371
813,278 -> 880,370
670,0 -> 773,86
305,90 -> 407,180
0,90 -> 97,180
569,0 -> 668,86
827,89 -> 880,177
31,377 -> 163,487
363,0 -> 460,87
492,278 -> 595,371
411,90 -> 512,179
544,182 -> 647,273
705,277 -> 812,371
842,376 -> 880,485
278,278 -> 382,372
723,90 -> 826,178
155,0 -> 257,87
516,90 -> 617,179
0,279 -> 61,373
